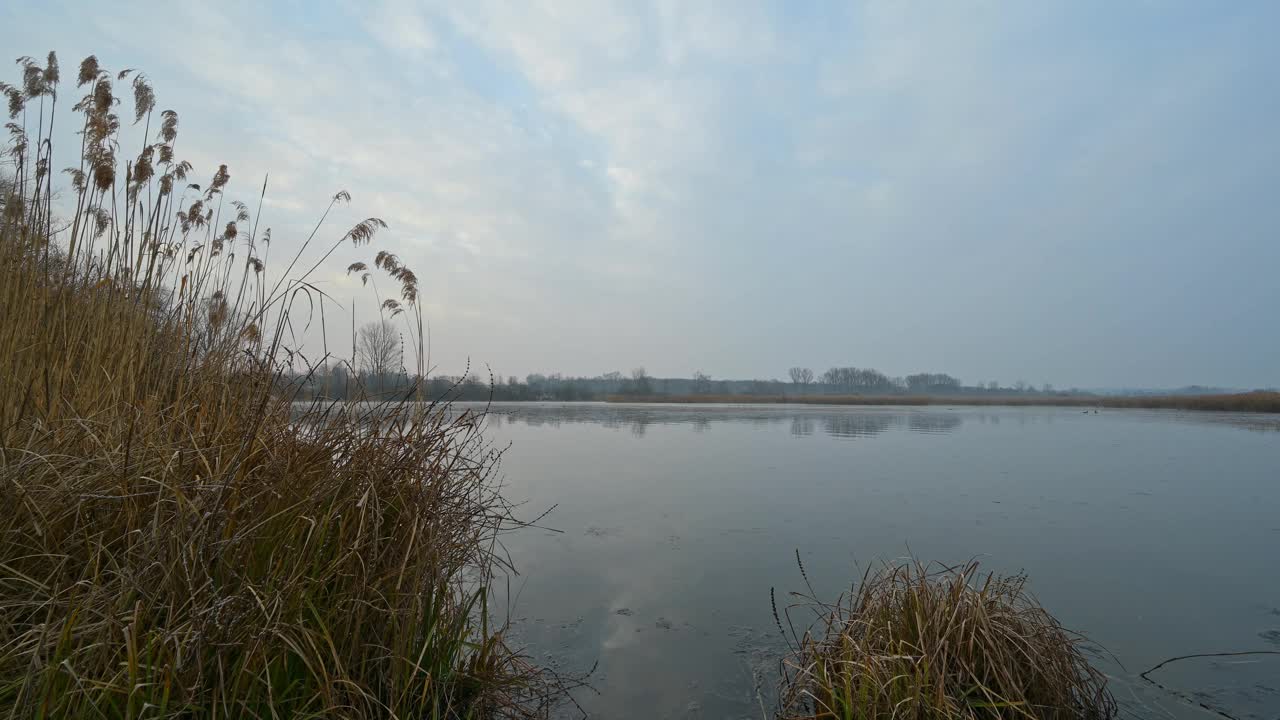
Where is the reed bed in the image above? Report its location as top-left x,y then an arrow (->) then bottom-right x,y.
1097,390 -> 1280,412
777,559 -> 1116,720
0,52 -> 559,718
609,392 -> 1280,412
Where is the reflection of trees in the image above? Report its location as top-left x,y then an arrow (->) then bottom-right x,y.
457,404 -> 973,440
907,413 -> 962,434
521,415 -> 562,429
357,402 -> 1280,446
790,417 -> 814,436
822,414 -> 895,439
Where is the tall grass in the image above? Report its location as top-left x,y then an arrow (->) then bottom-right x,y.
0,53 -> 559,718
777,559 -> 1115,720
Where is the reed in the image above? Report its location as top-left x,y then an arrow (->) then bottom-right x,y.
0,53 -> 558,718
777,559 -> 1115,720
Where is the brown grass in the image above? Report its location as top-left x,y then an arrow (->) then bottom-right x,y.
1,53 -> 560,718
1096,391 -> 1280,412
607,392 -> 1280,413
777,559 -> 1116,720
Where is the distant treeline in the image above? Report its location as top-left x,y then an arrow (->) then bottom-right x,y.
285,368 -> 1280,413
285,364 -> 1092,402
600,391 -> 1280,413
286,366 -> 603,402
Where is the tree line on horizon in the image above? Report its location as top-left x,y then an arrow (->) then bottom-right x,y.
286,322 -> 1076,401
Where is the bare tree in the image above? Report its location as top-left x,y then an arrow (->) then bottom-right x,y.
691,371 -> 712,395
0,172 -> 13,216
788,367 -> 814,388
822,366 -> 896,393
357,320 -> 398,380
906,373 -> 961,394
630,367 -> 652,395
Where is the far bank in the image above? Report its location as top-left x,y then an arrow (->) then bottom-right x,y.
602,391 -> 1280,413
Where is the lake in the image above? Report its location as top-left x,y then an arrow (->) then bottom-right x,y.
472,402 -> 1280,719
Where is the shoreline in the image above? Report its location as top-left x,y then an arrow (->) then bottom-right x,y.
601,391 -> 1280,413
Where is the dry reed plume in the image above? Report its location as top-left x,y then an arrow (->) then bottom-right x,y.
777,559 -> 1116,720
0,52 -> 560,718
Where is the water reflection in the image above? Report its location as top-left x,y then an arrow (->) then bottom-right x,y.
909,413 -> 963,434
822,413 -> 897,438
475,401 -> 1280,719
293,400 -> 1280,442
476,403 -> 967,441
466,402 -> 1280,439
789,416 -> 813,436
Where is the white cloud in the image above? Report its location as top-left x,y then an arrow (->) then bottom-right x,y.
365,0 -> 439,57
4,0 -> 1277,385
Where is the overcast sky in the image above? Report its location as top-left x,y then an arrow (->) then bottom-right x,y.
5,1 -> 1278,389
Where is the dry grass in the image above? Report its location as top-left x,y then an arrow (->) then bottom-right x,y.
0,53 -> 560,718
609,392 -> 1280,413
1098,391 -> 1280,412
777,559 -> 1115,720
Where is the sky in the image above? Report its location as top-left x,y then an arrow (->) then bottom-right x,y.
4,0 -> 1278,389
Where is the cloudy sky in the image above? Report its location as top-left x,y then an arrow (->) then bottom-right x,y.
5,1 -> 1278,389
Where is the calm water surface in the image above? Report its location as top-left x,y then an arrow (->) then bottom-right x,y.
470,403 -> 1280,719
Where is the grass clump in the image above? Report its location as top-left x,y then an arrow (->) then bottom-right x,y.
778,560 -> 1115,720
0,52 -> 559,718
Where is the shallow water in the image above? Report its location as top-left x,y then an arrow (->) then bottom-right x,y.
472,403 -> 1280,719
